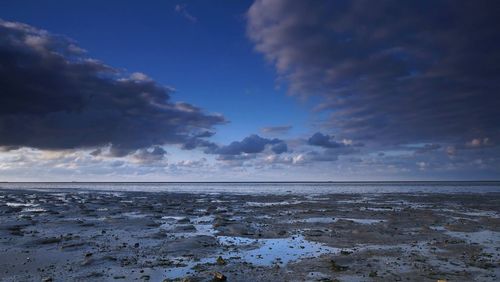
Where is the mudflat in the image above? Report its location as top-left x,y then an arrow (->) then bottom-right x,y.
0,189 -> 499,281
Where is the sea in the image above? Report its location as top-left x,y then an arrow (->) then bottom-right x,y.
1,181 -> 500,195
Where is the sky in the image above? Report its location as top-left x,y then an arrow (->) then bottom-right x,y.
0,0 -> 499,181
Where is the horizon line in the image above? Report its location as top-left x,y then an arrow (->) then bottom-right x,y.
1,180 -> 500,184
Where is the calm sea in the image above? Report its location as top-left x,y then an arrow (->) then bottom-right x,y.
0,182 -> 500,194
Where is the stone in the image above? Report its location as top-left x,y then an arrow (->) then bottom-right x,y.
216,256 -> 226,265
330,260 -> 348,272
212,272 -> 227,281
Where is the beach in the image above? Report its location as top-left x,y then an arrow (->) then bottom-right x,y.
1,184 -> 499,281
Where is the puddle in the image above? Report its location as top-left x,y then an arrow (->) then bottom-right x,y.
22,207 -> 47,213
360,206 -> 402,212
161,216 -> 186,221
431,226 -> 500,254
246,200 -> 305,207
156,234 -> 342,279
459,211 -> 499,218
449,210 -> 499,218
217,234 -> 340,265
288,217 -> 386,225
336,196 -> 377,204
122,211 -> 148,218
6,202 -> 36,207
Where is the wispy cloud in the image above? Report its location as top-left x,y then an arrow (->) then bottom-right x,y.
175,4 -> 197,23
261,125 -> 292,135
247,0 -> 500,146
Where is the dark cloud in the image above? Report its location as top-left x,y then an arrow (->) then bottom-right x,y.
247,0 -> 500,145
302,132 -> 359,162
308,132 -> 343,148
213,134 -> 287,155
133,146 -> 167,164
261,125 -> 292,135
181,138 -> 218,151
0,19 -> 224,155
271,142 -> 288,154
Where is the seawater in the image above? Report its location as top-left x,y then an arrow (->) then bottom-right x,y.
1,181 -> 500,194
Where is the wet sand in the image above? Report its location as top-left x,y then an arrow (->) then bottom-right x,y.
0,189 -> 499,281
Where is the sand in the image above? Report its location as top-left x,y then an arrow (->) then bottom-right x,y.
0,188 -> 499,281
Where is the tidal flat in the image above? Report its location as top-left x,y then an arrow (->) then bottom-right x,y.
0,188 -> 499,281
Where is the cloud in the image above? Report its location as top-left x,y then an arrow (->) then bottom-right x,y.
247,0 -> 500,145
264,147 -> 357,166
260,132 -> 359,166
0,19 -> 224,156
270,142 -> 288,154
213,134 -> 287,155
415,144 -> 441,154
303,150 -> 341,162
132,146 -> 167,164
307,132 -> 342,148
261,125 -> 292,135
465,137 -> 492,148
211,133 -> 359,166
446,146 -> 457,156
173,158 -> 207,168
175,4 -> 197,23
217,153 -> 257,162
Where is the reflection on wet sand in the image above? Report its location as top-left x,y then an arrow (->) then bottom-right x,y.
0,188 -> 499,281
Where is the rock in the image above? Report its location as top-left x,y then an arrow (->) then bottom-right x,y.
60,242 -> 87,250
155,258 -> 174,266
36,237 -> 62,245
81,257 -> 94,266
5,224 -> 26,236
149,230 -> 169,239
216,256 -> 226,265
173,225 -> 197,232
330,260 -> 349,272
212,272 -> 227,281
227,223 -> 255,235
177,217 -> 191,224
145,220 -> 162,227
213,218 -> 229,227
304,229 -> 324,237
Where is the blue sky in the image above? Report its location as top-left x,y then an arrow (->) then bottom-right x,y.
0,1 -> 499,181
0,0 -> 309,143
